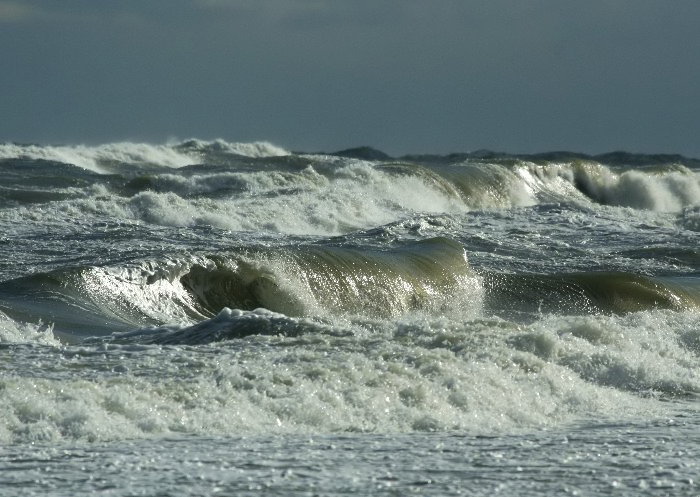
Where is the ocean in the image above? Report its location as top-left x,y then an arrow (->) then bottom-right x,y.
0,139 -> 698,495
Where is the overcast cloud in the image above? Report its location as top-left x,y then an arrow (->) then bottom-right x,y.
1,0 -> 699,156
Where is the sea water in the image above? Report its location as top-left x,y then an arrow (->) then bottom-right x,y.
0,140 -> 698,495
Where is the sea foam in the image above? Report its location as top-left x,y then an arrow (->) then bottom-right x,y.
2,308 -> 691,443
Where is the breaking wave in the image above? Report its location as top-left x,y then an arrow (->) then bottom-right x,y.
0,139 -> 289,173
515,161 -> 700,212
1,238 -> 698,347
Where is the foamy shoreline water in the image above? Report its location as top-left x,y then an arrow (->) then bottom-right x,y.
0,139 -> 698,494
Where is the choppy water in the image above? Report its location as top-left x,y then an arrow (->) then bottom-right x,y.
1,140 -> 699,495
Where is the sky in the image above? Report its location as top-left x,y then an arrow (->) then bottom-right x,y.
1,0 -> 699,157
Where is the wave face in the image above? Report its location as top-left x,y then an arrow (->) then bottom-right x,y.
0,140 -> 699,444
181,237 -> 481,319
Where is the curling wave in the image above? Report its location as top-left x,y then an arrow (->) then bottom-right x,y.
2,237 -> 698,346
0,238 -> 482,342
514,161 -> 700,212
181,237 -> 482,319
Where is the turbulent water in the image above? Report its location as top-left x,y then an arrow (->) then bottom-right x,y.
1,139 -> 699,495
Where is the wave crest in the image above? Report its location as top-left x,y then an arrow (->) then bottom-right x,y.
516,161 -> 700,212
0,139 -> 289,173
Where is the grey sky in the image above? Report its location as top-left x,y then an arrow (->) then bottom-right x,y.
1,0 -> 699,156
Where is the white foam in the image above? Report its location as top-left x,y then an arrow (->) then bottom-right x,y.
612,170 -> 700,211
0,311 -> 680,443
4,306 -> 694,443
512,310 -> 700,396
0,311 -> 60,346
519,161 -> 700,212
74,261 -> 207,328
3,151 -> 471,235
515,162 -> 590,205
117,161 -> 468,235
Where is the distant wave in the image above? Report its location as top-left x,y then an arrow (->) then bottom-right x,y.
336,146 -> 700,168
515,161 -> 700,212
0,139 -> 289,173
174,138 -> 290,159
1,141 -> 698,223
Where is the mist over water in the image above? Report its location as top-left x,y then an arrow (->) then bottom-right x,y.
1,140 -> 699,494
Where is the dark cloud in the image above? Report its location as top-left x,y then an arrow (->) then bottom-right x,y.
2,0 -> 699,156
